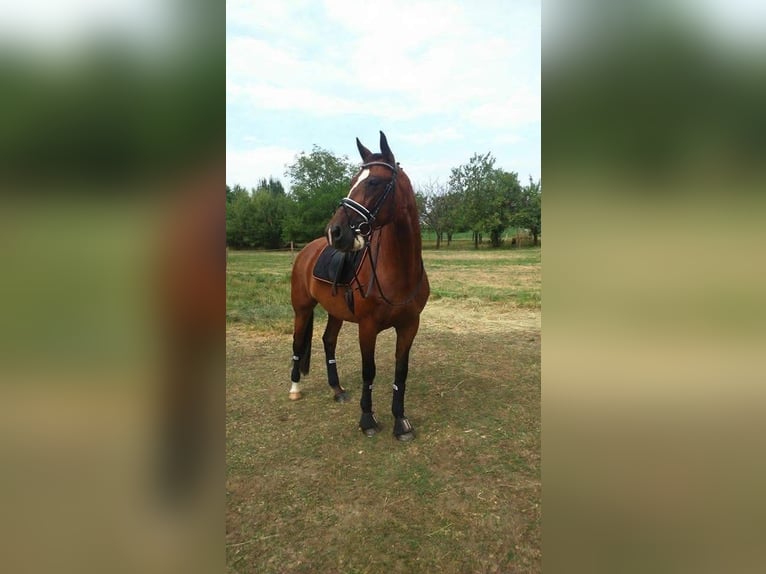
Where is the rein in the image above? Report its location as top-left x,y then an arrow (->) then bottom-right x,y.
341,161 -> 426,307
365,229 -> 426,307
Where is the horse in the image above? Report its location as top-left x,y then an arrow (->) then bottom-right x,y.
289,131 -> 430,441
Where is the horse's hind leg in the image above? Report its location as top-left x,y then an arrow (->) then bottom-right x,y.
289,305 -> 315,400
322,314 -> 349,402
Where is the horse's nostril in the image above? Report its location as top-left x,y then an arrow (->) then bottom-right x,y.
331,225 -> 342,239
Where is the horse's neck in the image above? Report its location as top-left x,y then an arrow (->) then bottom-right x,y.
380,204 -> 423,272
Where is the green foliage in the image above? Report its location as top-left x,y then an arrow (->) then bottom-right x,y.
251,188 -> 287,249
225,145 -> 541,250
417,180 -> 463,248
226,188 -> 255,248
282,146 -> 357,243
510,178 -> 542,245
226,179 -> 289,249
447,152 -> 524,248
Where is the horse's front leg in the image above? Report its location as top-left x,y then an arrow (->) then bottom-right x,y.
392,319 -> 420,441
358,321 -> 380,436
322,314 -> 349,403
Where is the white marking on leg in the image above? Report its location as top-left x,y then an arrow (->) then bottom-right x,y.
347,169 -> 370,197
290,382 -> 301,394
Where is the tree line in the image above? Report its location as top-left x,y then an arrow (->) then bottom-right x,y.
226,146 -> 540,250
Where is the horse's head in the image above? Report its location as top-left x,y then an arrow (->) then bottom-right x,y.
326,131 -> 399,252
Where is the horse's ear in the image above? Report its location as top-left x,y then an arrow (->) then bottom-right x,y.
356,138 -> 373,161
379,131 -> 395,165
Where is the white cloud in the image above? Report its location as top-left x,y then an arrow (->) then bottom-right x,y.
226,146 -> 298,189
227,81 -> 366,116
227,0 -> 318,44
226,36 -> 300,78
226,0 -> 540,184
226,35 -> 351,87
399,127 -> 462,145
403,157 -> 459,188
227,2 -> 540,125
466,82 -> 541,129
324,0 -> 467,56
493,133 -> 524,145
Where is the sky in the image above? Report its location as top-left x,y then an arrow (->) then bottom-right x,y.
226,0 -> 541,192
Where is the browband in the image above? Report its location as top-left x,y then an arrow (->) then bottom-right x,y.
360,161 -> 397,172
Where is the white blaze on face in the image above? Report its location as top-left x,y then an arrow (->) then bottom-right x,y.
347,169 -> 370,197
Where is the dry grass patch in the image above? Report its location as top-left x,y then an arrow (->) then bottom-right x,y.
428,266 -> 540,288
226,248 -> 540,573
423,299 -> 541,335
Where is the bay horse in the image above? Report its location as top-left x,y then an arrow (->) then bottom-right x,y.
289,132 -> 430,441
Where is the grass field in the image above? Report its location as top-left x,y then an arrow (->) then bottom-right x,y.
226,246 -> 541,573
420,230 -> 538,250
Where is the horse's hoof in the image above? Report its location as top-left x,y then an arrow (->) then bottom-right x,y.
359,413 -> 380,437
289,391 -> 302,401
333,390 -> 349,403
393,417 -> 415,441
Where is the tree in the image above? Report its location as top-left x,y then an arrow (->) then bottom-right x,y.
226,187 -> 257,248
510,177 -> 542,246
283,146 -> 357,244
226,184 -> 251,247
449,152 -> 496,248
417,180 -> 462,249
257,177 -> 285,197
226,183 -> 248,205
251,179 -> 288,249
449,153 -> 520,248
493,169 -> 523,246
225,179 -> 288,248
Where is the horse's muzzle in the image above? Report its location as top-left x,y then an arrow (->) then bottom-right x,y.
327,224 -> 362,252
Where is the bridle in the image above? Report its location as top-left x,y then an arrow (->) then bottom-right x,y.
338,160 -> 398,237
337,160 -> 426,307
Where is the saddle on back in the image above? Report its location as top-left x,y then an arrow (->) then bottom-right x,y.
312,245 -> 368,288
312,245 -> 368,313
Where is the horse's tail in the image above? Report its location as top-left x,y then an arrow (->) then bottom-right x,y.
299,311 -> 313,375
